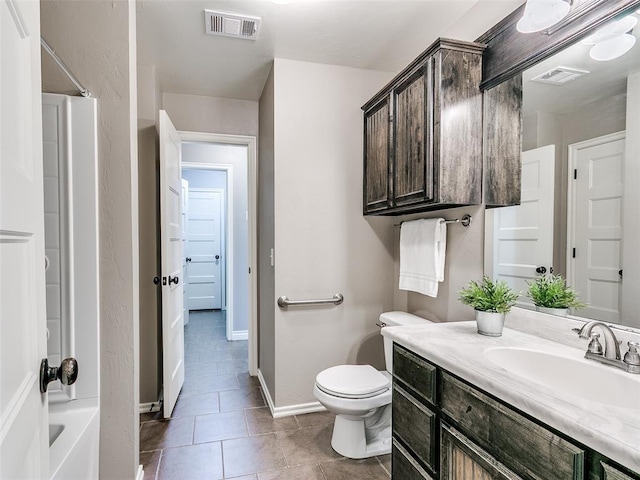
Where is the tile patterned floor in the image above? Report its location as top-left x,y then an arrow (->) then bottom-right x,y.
140,310 -> 391,480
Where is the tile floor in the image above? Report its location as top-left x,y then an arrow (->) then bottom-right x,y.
140,310 -> 391,480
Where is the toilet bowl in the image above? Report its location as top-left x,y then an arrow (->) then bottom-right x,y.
313,311 -> 431,459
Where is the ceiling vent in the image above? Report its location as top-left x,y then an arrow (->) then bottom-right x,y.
204,10 -> 261,40
531,66 -> 589,85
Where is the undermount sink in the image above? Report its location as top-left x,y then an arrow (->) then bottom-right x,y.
484,347 -> 640,411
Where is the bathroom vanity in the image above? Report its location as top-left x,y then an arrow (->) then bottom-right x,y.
382,321 -> 640,480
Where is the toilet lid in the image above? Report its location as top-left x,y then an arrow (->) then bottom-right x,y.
316,365 -> 390,399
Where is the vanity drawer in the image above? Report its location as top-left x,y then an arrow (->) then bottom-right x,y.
393,439 -> 434,480
393,382 -> 437,472
393,344 -> 436,404
440,372 -> 585,480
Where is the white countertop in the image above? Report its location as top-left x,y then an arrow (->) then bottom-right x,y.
382,321 -> 640,473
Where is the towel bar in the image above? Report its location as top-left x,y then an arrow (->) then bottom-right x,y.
277,293 -> 344,308
394,213 -> 472,228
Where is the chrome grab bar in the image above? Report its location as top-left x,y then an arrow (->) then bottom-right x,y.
277,293 -> 344,308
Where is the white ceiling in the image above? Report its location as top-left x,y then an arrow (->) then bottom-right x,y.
136,0 -> 523,101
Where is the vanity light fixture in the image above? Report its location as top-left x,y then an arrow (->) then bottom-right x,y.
582,15 -> 638,61
517,0 -> 572,34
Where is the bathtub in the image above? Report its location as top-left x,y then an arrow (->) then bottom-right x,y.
49,398 -> 100,480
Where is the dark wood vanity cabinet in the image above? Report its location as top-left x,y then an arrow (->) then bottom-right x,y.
391,343 -> 640,480
362,39 -> 485,215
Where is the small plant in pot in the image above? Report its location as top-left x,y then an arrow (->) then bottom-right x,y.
526,274 -> 585,317
459,276 -> 519,337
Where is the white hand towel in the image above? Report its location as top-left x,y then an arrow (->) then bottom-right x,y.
399,218 -> 447,297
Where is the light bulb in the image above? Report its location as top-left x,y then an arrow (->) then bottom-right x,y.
589,33 -> 636,61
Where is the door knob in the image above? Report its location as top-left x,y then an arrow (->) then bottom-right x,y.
535,266 -> 547,274
186,257 -> 192,262
215,255 -> 220,260
40,357 -> 78,393
168,275 -> 179,285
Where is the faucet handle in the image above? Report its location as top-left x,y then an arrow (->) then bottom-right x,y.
587,333 -> 603,355
623,341 -> 640,367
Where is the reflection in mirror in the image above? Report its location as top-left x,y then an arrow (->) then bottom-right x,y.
485,11 -> 640,328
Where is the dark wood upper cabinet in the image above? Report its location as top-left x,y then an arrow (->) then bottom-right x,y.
362,38 -> 485,215
363,96 -> 392,213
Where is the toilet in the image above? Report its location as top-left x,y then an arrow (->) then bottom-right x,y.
313,311 -> 431,459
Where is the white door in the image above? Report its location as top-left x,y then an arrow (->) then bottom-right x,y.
490,145 -> 555,309
181,179 -> 189,326
159,110 -> 185,418
1,0 -> 49,477
186,189 -> 224,310
569,134 -> 625,323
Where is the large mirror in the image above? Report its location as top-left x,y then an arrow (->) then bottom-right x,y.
485,9 -> 640,328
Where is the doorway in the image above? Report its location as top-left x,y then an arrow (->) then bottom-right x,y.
180,132 -> 258,376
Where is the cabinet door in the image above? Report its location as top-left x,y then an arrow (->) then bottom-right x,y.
363,96 -> 392,213
601,462 -> 639,480
393,65 -> 433,207
441,425 -> 523,480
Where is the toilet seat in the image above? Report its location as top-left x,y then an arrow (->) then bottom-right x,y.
315,365 -> 390,399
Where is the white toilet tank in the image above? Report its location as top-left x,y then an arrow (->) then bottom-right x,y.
379,311 -> 432,373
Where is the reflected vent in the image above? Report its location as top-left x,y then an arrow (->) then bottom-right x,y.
531,67 -> 589,85
204,10 -> 261,40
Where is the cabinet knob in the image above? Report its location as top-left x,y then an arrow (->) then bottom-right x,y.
535,266 -> 547,274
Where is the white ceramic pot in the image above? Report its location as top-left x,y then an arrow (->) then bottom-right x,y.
475,310 -> 506,337
536,306 -> 569,317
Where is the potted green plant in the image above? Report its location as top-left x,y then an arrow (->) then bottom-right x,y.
526,274 -> 585,317
459,276 -> 519,336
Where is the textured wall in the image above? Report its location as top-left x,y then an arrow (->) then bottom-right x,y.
41,1 -> 140,478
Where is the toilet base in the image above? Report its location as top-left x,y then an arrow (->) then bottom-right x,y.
330,404 -> 392,459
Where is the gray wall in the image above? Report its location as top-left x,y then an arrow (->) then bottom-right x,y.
258,65 -> 276,400
267,59 -> 396,408
182,143 -> 250,333
394,205 -> 486,323
42,1 -> 140,478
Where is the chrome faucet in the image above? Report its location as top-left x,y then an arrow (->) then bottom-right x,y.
573,321 -> 640,374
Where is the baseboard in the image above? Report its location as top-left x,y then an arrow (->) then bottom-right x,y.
272,401 -> 326,418
230,329 -> 248,341
136,465 -> 144,480
139,401 -> 161,414
257,369 -> 326,419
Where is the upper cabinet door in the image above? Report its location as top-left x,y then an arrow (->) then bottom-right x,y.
363,96 -> 392,214
393,65 -> 433,207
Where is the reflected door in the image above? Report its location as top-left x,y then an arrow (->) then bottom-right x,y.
490,145 -> 555,308
569,133 -> 625,323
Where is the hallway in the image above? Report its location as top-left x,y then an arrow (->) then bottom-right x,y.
140,310 -> 391,479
